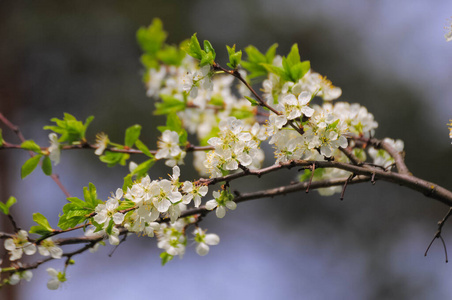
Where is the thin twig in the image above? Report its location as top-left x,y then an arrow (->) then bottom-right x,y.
306,163 -> 316,193
0,112 -> 72,198
425,207 -> 452,262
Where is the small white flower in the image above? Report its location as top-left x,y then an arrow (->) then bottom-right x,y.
4,230 -> 36,261
94,132 -> 109,155
181,182 -> 208,207
445,17 -> 452,42
278,91 -> 314,120
156,130 -> 181,160
38,238 -> 63,259
205,190 -> 237,218
48,133 -> 60,165
46,268 -> 66,290
94,190 -> 124,227
9,270 -> 33,285
194,228 -> 220,256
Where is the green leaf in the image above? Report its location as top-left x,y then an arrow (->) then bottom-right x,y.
0,196 -> 16,215
154,95 -> 186,115
203,40 -> 216,60
105,219 -> 114,236
117,200 -> 136,211
162,113 -> 183,133
0,128 -> 3,147
200,51 -> 214,67
241,44 -> 278,79
157,44 -> 185,66
265,43 -> 278,62
286,44 -> 300,68
136,18 -> 167,56
124,125 -> 142,148
123,174 -> 133,191
33,212 -> 53,230
99,151 -> 130,167
83,116 -> 94,139
182,33 -> 203,60
58,215 -> 86,231
44,113 -> 93,144
299,168 -> 326,182
244,96 -> 259,106
58,195 -> 95,230
30,212 -> 54,235
131,158 -> 156,178
83,183 -> 99,209
230,108 -> 255,120
289,61 -> 310,82
20,140 -> 41,153
160,252 -> 174,266
200,126 -> 220,146
226,45 -> 242,69
261,64 -> 286,79
135,140 -> 155,158
21,155 -> 42,179
41,156 -> 52,176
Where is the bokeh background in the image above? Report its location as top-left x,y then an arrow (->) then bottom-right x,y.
1,1 -> 452,299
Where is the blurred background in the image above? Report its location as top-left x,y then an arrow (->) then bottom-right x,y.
1,0 -> 452,299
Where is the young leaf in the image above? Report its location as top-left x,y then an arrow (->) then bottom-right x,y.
135,140 -> 155,158
20,140 -> 41,153
183,33 -> 203,60
99,151 -> 130,167
226,45 -> 242,69
160,252 -> 174,266
131,158 -> 156,178
30,212 -> 54,235
286,44 -> 301,68
203,40 -> 216,60
165,113 -> 183,133
136,18 -> 168,56
124,125 -> 142,148
0,196 -> 17,215
154,95 -> 186,115
58,196 -> 95,230
33,213 -> 53,231
123,174 -> 133,191
83,183 -> 99,209
21,155 -> 43,179
44,113 -> 93,144
0,128 -> 3,147
241,44 -> 278,79
41,155 -> 52,176
244,96 -> 259,106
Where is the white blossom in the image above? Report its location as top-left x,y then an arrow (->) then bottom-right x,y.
194,228 -> 220,256
38,238 -> 63,259
48,133 -> 60,165
205,190 -> 237,218
46,268 -> 65,290
4,230 -> 36,261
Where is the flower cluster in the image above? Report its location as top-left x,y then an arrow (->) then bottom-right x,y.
155,211 -> 220,259
91,166 -> 210,242
204,117 -> 266,177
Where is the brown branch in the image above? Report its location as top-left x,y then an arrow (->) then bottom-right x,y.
212,63 -> 304,135
352,136 -> 410,175
0,141 -> 214,155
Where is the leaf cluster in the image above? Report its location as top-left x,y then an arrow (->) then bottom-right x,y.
44,113 -> 93,144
